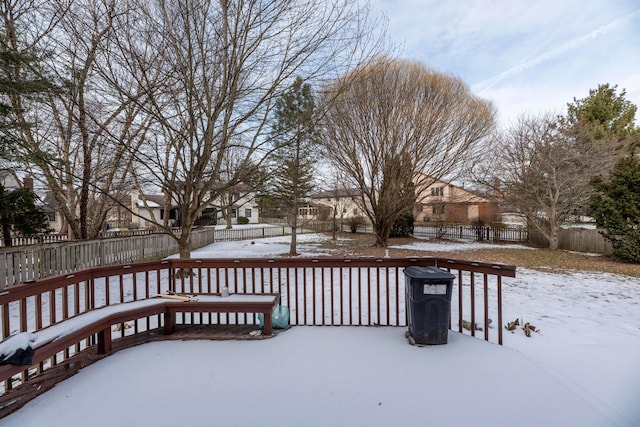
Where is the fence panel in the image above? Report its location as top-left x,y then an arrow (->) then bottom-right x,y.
529,227 -> 612,254
558,228 -> 612,254
413,225 -> 528,243
0,234 -> 68,248
0,226 -> 300,289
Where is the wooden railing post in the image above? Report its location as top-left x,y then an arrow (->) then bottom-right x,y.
97,327 -> 112,354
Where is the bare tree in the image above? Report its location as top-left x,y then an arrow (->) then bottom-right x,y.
320,58 -> 495,247
478,114 -> 615,249
113,0 -> 382,258
218,143 -> 258,229
3,0 -> 151,239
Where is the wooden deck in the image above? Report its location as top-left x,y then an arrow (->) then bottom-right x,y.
0,323 -> 286,418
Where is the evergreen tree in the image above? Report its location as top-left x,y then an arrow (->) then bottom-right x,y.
270,77 -> 320,255
0,184 -> 50,247
0,47 -> 56,157
556,83 -> 640,221
589,155 -> 640,262
564,83 -> 640,149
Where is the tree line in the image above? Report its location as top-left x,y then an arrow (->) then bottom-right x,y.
0,0 -> 381,254
474,83 -> 639,260
1,1 -> 638,261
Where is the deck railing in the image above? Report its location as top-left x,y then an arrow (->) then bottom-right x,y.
0,257 -> 515,395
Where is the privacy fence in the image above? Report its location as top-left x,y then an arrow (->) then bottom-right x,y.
528,227 -> 612,254
0,256 -> 516,396
0,225 -> 304,289
0,234 -> 68,248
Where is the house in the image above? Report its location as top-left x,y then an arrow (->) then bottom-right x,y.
300,176 -> 498,226
300,188 -> 365,222
41,180 -> 260,235
41,192 -> 66,233
129,185 -> 260,229
0,169 -> 21,190
0,173 -> 63,233
414,178 -> 497,224
213,183 -> 260,225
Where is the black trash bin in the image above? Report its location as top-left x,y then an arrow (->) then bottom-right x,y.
404,266 -> 455,345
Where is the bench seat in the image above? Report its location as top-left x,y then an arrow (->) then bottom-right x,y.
0,293 -> 279,382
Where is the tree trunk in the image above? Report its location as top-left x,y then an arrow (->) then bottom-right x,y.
548,224 -> 559,250
289,199 -> 299,255
224,207 -> 233,229
178,230 -> 191,258
373,220 -> 392,247
2,223 -> 12,247
78,79 -> 91,240
332,206 -> 337,240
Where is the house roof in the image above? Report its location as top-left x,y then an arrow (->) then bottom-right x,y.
41,192 -> 59,209
415,173 -> 493,202
139,194 -> 167,207
313,188 -> 361,199
136,199 -> 162,209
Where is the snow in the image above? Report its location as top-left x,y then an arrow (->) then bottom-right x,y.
1,234 -> 639,426
135,199 -> 161,208
0,332 -> 35,361
195,294 -> 277,303
0,295 -> 278,358
0,328 -> 619,427
390,239 -> 534,252
188,232 -> 338,258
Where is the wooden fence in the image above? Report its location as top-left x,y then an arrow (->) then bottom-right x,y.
528,227 -> 612,254
0,234 -> 68,248
0,256 -> 516,396
0,226 -> 305,289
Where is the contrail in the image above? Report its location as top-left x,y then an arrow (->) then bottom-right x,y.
472,8 -> 640,93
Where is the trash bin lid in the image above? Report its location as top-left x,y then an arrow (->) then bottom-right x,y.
403,266 -> 455,280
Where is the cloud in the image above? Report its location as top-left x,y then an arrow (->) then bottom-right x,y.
472,8 -> 640,93
369,0 -> 640,125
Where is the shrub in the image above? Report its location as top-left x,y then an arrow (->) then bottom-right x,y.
237,216 -> 250,225
390,213 -> 414,237
348,216 -> 364,233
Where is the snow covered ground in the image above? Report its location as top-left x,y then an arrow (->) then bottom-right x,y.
2,233 -> 639,426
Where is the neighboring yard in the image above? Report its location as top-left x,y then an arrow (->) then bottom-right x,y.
314,232 -> 640,277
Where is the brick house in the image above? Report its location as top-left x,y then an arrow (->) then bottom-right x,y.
414,178 -> 497,224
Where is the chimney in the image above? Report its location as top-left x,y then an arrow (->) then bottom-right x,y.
23,176 -> 34,192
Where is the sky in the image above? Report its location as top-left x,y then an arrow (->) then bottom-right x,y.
370,0 -> 640,128
1,232 -> 639,426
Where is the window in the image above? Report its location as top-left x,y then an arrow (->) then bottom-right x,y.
231,209 -> 237,218
432,205 -> 445,215
299,207 -> 318,217
431,187 -> 444,197
353,208 -> 358,215
47,212 -> 56,222
244,208 -> 252,218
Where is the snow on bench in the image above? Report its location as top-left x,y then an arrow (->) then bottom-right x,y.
0,293 -> 279,381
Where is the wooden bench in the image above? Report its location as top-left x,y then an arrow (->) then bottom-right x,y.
0,293 -> 280,382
